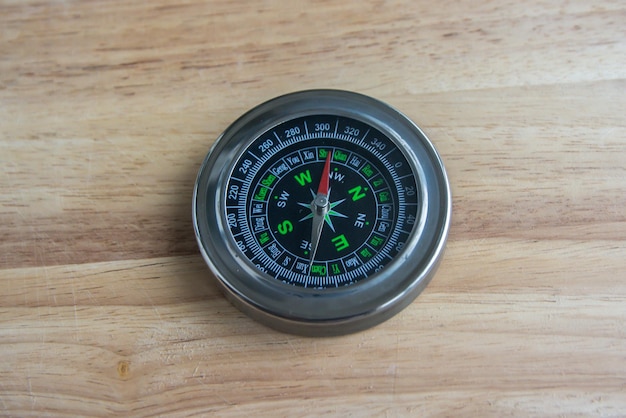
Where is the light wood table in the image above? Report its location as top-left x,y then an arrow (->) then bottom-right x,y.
1,1 -> 625,416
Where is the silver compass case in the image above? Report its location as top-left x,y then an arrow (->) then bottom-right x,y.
193,90 -> 451,336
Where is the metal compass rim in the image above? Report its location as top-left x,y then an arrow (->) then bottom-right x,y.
193,89 -> 451,336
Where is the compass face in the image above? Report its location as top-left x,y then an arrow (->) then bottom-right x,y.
193,90 -> 450,336
227,115 -> 418,288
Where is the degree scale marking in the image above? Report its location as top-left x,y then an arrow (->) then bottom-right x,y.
226,115 -> 419,289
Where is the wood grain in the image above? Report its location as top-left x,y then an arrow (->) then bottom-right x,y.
1,0 -> 625,416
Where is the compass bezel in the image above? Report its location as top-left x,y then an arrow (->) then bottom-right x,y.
193,90 -> 451,336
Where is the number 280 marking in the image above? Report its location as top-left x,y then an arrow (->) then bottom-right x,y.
285,127 -> 300,138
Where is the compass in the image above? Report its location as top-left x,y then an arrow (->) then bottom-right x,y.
193,90 -> 451,336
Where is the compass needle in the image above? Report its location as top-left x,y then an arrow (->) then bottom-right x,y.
308,151 -> 332,266
193,90 -> 451,336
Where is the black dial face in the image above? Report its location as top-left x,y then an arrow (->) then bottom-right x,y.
225,115 -> 420,288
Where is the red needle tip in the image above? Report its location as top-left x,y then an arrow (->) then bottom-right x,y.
317,151 -> 332,196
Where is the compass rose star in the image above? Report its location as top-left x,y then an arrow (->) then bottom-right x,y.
298,197 -> 347,232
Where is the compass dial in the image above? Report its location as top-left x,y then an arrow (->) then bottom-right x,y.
194,90 -> 450,336
228,116 -> 418,288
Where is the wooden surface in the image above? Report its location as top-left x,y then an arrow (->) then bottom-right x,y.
1,0 -> 625,416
